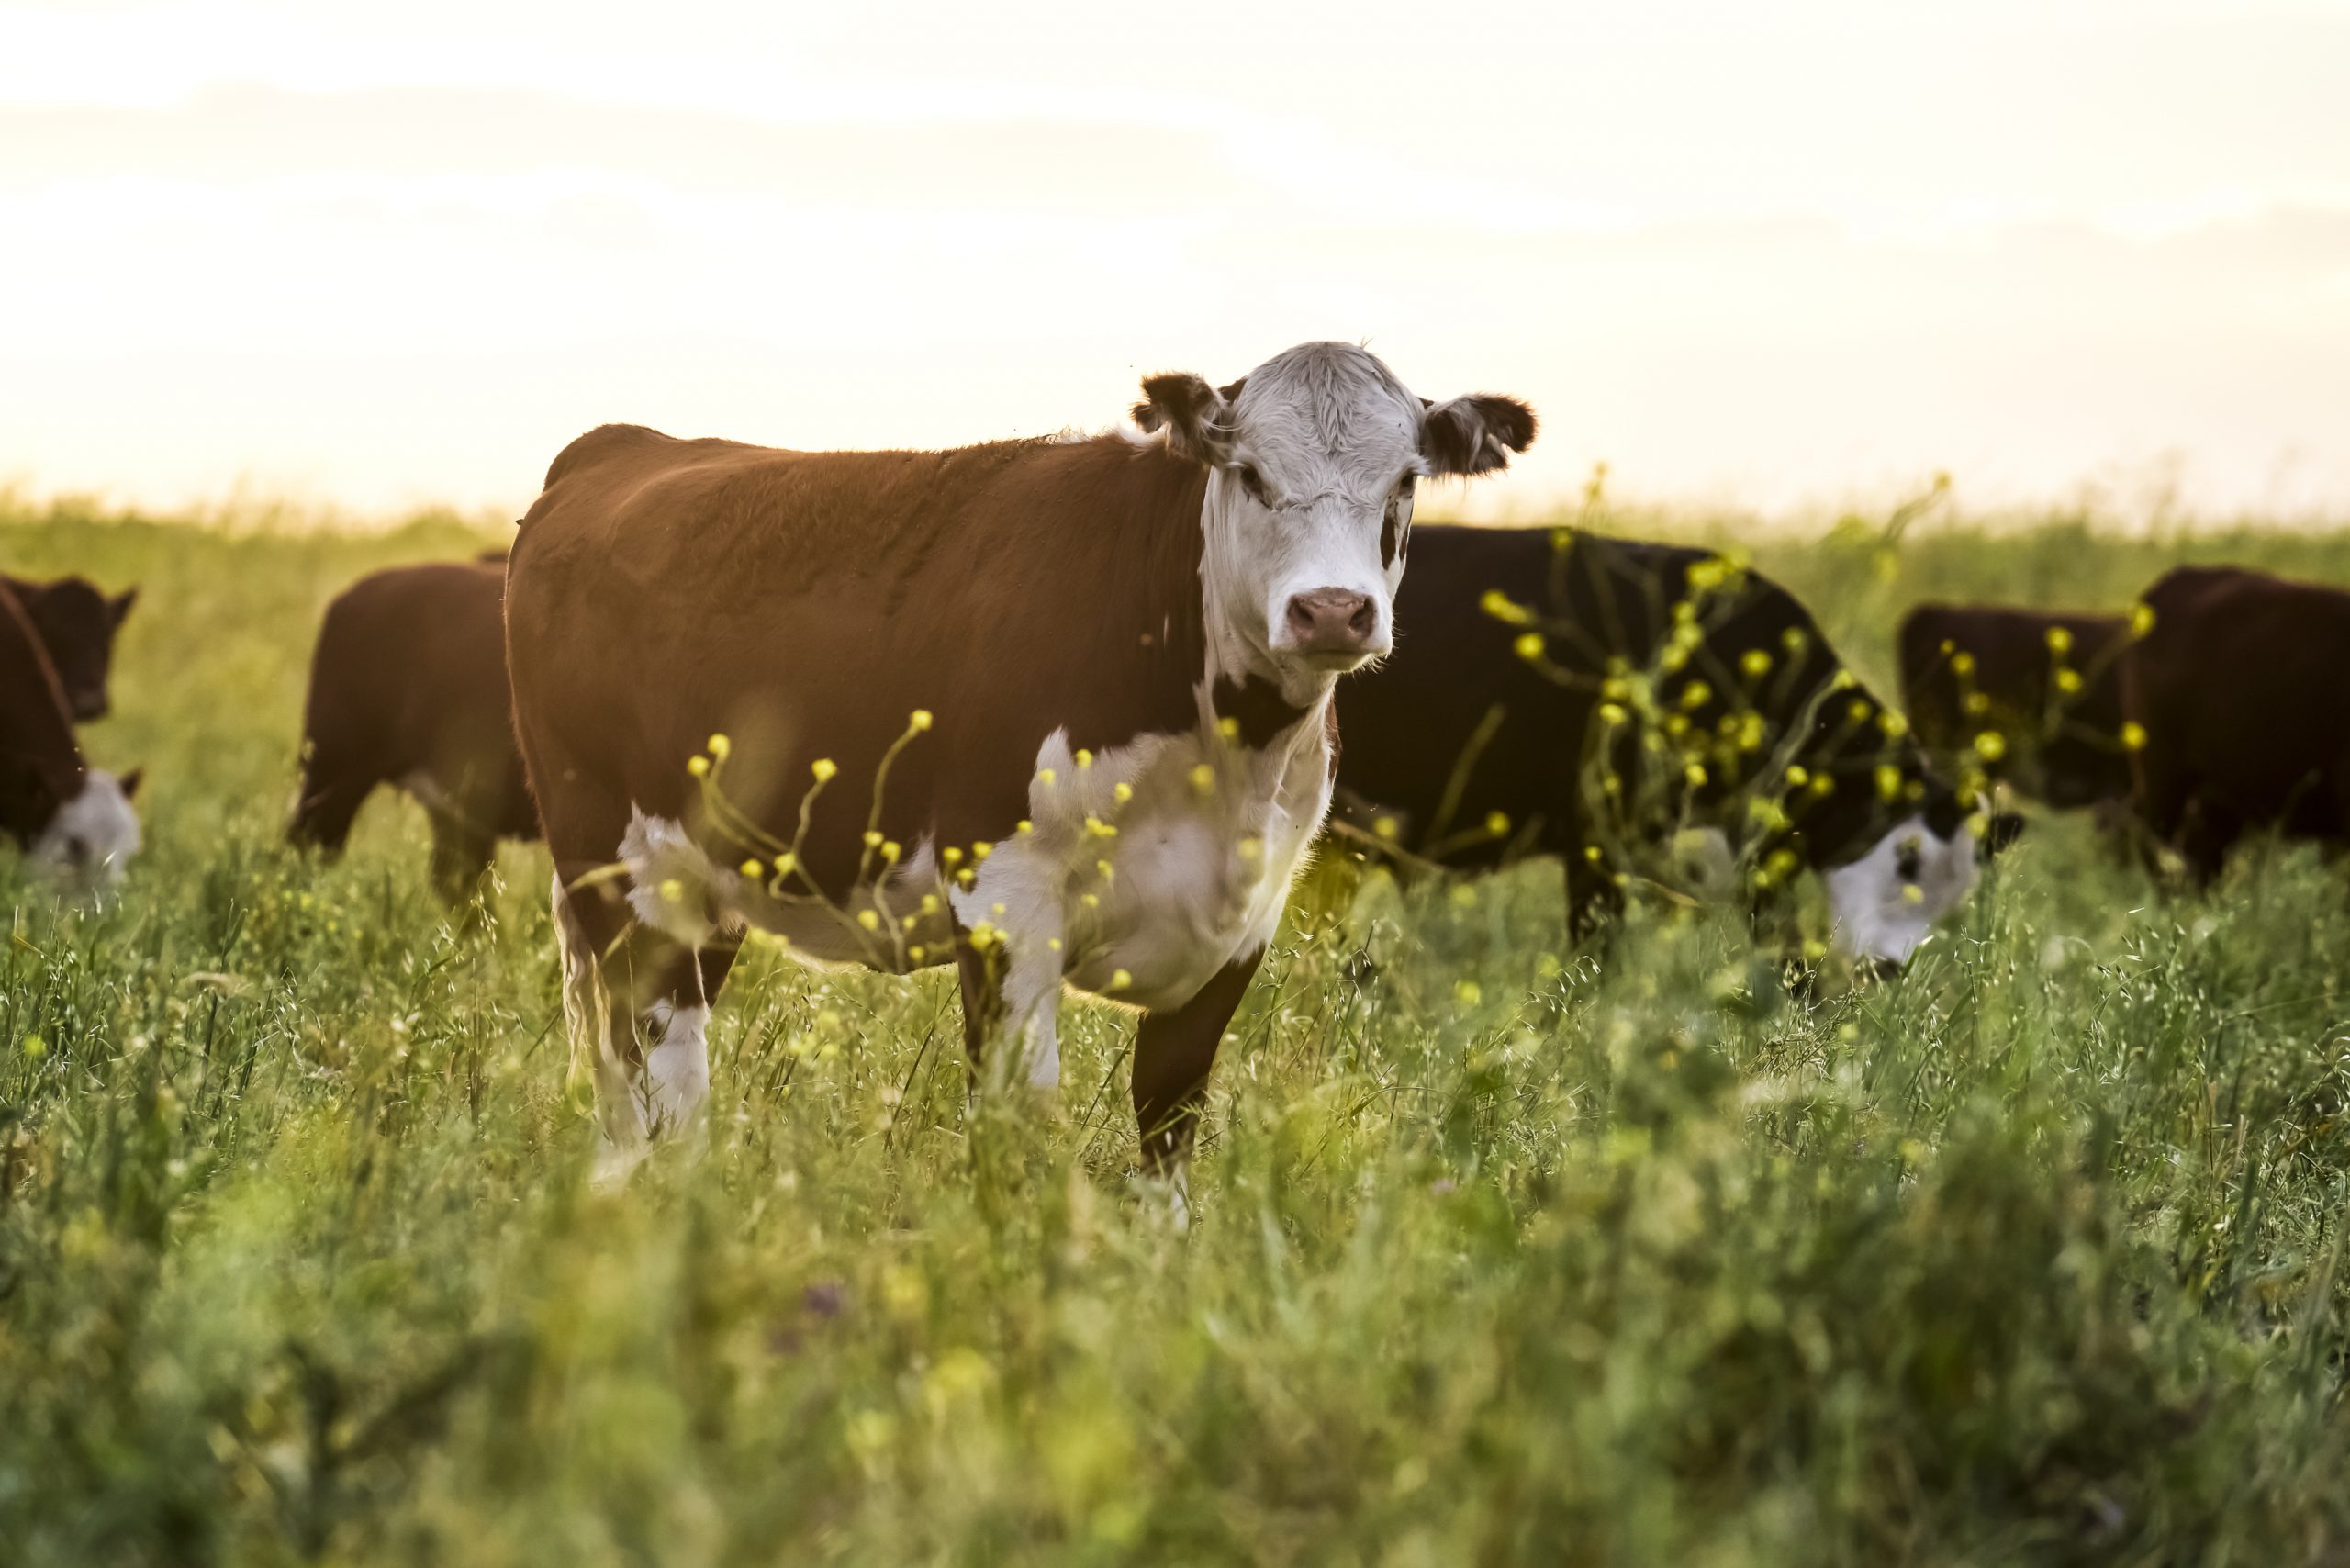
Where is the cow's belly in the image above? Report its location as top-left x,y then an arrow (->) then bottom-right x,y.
619,709 -> 1332,1014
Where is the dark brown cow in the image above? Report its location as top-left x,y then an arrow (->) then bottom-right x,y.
0,573 -> 137,722
2123,565 -> 2350,884
0,578 -> 140,887
1897,603 -> 2132,810
1336,528 -> 2019,964
288,559 -> 537,902
506,342 -> 1535,1194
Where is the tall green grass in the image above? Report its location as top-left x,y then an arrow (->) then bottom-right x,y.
6,497 -> 2350,1563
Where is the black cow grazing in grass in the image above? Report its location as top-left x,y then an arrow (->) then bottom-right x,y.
2122,565 -> 2350,886
506,342 -> 1535,1193
0,573 -> 138,722
1335,527 -> 2020,965
1897,603 -> 2133,811
288,558 -> 537,903
0,579 -> 140,889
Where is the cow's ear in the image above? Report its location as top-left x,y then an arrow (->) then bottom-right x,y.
1979,811 -> 2026,859
118,767 -> 143,801
110,587 -> 139,628
1421,394 -> 1538,477
1132,372 -> 1238,467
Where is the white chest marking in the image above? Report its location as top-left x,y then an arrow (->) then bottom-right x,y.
951,689 -> 1333,1015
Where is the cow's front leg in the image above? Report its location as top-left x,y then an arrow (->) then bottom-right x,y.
1130,946 -> 1264,1224
553,868 -> 716,1186
952,907 -> 1067,1093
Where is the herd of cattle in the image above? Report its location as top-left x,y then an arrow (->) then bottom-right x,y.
6,342 -> 2348,1196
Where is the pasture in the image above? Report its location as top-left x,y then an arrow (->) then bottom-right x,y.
11,495 -> 2350,1564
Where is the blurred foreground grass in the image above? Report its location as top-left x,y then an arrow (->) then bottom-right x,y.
8,495 -> 2350,1563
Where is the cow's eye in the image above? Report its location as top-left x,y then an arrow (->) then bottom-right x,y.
1895,842 -> 1923,882
1236,465 -> 1271,506
1395,474 -> 1417,499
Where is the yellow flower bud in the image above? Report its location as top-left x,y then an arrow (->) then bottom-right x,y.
1974,731 -> 2008,762
811,757 -> 837,782
1515,632 -> 1545,661
910,709 -> 934,731
687,756 -> 710,778
707,733 -> 732,759
2121,721 -> 2148,751
1479,588 -> 1531,624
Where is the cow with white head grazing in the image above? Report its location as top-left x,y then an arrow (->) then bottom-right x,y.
506,342 -> 1535,1196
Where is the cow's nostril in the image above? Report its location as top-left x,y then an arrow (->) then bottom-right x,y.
1348,599 -> 1377,635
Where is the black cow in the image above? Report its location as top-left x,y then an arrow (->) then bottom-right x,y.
2123,565 -> 2350,885
1337,527 -> 2020,964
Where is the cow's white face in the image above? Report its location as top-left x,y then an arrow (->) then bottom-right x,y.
31,768 -> 141,892
1134,342 -> 1535,703
1822,813 -> 1978,967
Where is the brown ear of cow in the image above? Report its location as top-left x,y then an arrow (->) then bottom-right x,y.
1420,395 -> 1539,476
118,766 -> 143,801
110,587 -> 139,627
1131,372 -> 1238,467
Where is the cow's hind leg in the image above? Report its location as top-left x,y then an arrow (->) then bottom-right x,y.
552,867 -> 715,1186
1129,947 -> 1264,1226
427,810 -> 498,910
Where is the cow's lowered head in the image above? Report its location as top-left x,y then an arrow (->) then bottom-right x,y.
1134,342 -> 1535,703
1822,783 -> 2024,969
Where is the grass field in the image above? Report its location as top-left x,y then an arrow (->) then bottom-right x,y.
11,494 -> 2350,1564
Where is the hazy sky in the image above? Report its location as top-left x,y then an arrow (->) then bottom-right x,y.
6,0 -> 2348,521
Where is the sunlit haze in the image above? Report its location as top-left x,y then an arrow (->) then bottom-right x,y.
6,0 -> 2349,523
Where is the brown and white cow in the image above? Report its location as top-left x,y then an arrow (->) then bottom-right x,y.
1897,603 -> 2132,811
0,572 -> 138,722
288,558 -> 537,902
2123,565 -> 2350,885
0,579 -> 140,888
506,342 -> 1535,1193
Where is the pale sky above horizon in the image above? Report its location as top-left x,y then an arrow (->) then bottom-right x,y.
5,0 -> 2349,523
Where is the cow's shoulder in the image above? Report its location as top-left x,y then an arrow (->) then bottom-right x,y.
541,423 -> 679,489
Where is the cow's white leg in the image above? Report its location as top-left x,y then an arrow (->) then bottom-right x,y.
553,872 -> 649,1184
554,869 -> 711,1186
1001,932 -> 1066,1091
638,999 -> 712,1137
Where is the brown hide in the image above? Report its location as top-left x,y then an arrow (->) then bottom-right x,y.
290,559 -> 536,901
1897,603 -> 2132,810
0,572 -> 135,722
2124,565 -> 2350,882
0,579 -> 88,848
507,426 -> 1214,899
